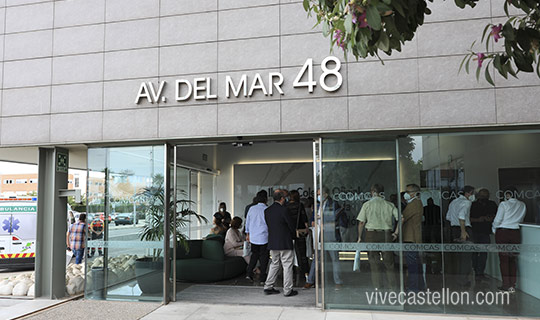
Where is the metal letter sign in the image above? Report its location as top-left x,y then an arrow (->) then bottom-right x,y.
56,153 -> 68,173
135,56 -> 343,104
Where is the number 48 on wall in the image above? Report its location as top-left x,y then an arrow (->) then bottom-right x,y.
293,56 -> 343,93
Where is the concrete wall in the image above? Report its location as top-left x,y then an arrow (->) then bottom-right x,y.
0,0 -> 538,147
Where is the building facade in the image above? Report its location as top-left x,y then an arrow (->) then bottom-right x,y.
0,0 -> 539,318
0,173 -> 75,197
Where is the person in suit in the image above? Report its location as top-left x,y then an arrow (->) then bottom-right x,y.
399,183 -> 425,292
263,189 -> 298,297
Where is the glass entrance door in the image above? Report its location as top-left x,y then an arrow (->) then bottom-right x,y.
318,137 -> 404,310
86,145 -> 167,302
171,145 -> 217,302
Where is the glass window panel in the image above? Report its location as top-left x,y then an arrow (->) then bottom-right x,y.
86,145 -> 165,302
321,137 -> 403,310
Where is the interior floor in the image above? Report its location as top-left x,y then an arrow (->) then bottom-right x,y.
176,268 -> 316,307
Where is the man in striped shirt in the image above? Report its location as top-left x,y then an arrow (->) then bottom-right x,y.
66,213 -> 87,264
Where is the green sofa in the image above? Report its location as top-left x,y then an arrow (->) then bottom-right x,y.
175,235 -> 247,282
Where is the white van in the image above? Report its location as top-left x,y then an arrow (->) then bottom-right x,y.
0,198 -> 37,268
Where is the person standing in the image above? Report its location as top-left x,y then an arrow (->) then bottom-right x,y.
216,202 -> 232,229
445,185 -> 475,288
286,190 -> 310,280
399,184 -> 425,292
263,189 -> 298,297
304,189 -> 344,290
88,215 -> 104,257
423,198 -> 442,289
245,194 -> 269,283
357,184 -> 398,290
66,213 -> 87,265
423,198 -> 442,243
492,186 -> 526,293
470,188 -> 497,281
245,190 -> 268,218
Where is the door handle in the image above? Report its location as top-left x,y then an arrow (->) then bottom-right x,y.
0,247 -> 4,250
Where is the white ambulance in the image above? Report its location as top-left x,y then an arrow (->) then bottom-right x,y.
0,198 -> 37,268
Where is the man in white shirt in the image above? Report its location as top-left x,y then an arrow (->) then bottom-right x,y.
245,194 -> 269,284
492,186 -> 526,292
445,185 -> 475,288
357,184 -> 399,290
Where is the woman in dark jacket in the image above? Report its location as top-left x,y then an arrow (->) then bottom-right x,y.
286,190 -> 310,278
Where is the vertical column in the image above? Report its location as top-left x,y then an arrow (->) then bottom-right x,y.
163,144 -> 171,304
35,147 -> 69,299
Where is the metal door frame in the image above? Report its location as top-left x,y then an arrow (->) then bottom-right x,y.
169,140 -> 321,306
313,137 -> 323,308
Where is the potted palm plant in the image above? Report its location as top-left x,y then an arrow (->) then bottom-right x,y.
134,174 -> 208,294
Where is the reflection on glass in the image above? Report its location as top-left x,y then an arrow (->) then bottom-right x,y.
320,138 -> 401,310
86,145 -> 165,302
398,132 -> 540,317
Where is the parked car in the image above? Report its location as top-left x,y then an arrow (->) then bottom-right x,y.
114,213 -> 137,225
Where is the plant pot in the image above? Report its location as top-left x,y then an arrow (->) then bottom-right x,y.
134,257 -> 163,294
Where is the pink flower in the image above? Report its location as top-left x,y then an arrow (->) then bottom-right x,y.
352,11 -> 369,28
357,11 -> 369,28
334,30 -> 346,49
476,53 -> 486,68
491,24 -> 503,42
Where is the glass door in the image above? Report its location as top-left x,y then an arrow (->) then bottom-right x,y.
171,145 -> 217,302
86,145 -> 166,302
319,137 -> 404,310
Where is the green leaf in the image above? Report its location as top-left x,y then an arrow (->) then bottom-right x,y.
518,0 -> 531,13
303,0 -> 310,11
514,51 -> 534,72
494,55 -> 508,79
507,63 -> 518,78
392,0 -> 405,17
376,2 -> 393,12
485,63 -> 495,86
454,0 -> 466,9
377,31 -> 390,52
516,29 -> 531,52
366,5 -> 382,31
344,13 -> 353,34
465,55 -> 472,74
322,22 -> 330,37
476,63 -> 482,81
357,41 -> 368,58
481,24 -> 491,43
459,54 -> 468,74
502,23 -> 515,41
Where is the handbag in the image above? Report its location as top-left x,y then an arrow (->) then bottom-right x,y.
295,204 -> 309,238
306,229 -> 314,258
243,241 -> 251,257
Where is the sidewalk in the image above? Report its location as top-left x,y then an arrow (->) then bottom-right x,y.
0,298 -> 66,320
141,301 -> 535,320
